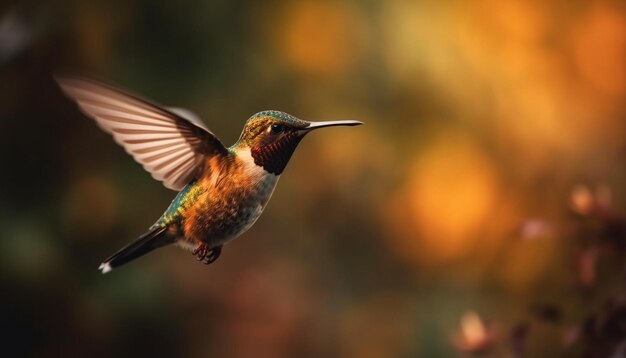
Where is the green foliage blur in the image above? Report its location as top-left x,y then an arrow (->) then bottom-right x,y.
2,0 -> 626,356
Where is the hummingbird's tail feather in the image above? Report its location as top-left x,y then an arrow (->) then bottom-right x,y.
99,226 -> 172,274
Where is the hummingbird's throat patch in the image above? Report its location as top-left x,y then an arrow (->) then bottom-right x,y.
250,132 -> 303,175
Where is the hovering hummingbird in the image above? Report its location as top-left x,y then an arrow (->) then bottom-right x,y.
57,77 -> 362,273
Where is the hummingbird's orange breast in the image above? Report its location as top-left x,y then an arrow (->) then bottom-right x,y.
180,150 -> 278,248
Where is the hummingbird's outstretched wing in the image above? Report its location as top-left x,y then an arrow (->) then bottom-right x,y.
57,77 -> 229,191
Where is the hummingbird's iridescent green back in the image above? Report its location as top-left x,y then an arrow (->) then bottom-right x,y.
157,180 -> 205,227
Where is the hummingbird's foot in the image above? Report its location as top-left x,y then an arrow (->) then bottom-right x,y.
192,243 -> 222,265
204,245 -> 222,265
192,242 -> 210,261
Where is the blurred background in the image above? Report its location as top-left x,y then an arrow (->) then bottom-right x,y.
2,0 -> 626,356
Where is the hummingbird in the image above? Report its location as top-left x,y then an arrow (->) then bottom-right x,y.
56,77 -> 362,273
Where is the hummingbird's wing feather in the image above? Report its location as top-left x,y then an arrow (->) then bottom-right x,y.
57,77 -> 229,191
166,107 -> 209,131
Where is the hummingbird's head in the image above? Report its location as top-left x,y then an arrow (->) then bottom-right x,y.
234,110 -> 362,175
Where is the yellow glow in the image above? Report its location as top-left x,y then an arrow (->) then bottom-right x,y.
383,133 -> 502,266
410,134 -> 499,263
278,1 -> 363,77
571,4 -> 626,97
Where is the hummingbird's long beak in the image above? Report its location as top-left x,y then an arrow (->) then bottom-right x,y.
304,120 -> 363,131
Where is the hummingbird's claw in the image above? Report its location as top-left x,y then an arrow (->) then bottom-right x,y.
192,243 -> 208,260
192,243 -> 222,265
204,245 -> 222,265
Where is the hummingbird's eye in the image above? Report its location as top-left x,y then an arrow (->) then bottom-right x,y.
270,124 -> 283,134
